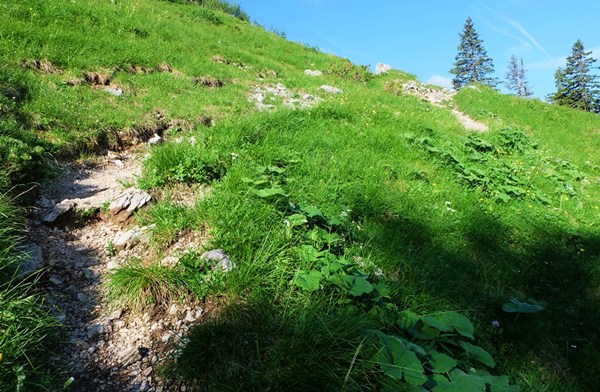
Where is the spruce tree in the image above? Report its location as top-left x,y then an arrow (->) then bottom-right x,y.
505,55 -> 533,98
549,40 -> 600,112
450,17 -> 497,89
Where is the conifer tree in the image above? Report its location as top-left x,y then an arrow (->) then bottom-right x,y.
450,17 -> 497,89
505,55 -> 533,98
549,40 -> 600,112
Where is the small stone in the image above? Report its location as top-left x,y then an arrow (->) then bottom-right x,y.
161,332 -> 172,342
112,159 -> 125,168
112,225 -> 154,250
184,310 -> 196,323
143,367 -> 153,377
43,200 -> 75,223
320,85 -> 343,94
38,197 -> 54,209
119,346 -> 140,366
201,249 -> 235,272
70,338 -> 90,350
168,303 -> 179,316
18,243 -> 43,278
107,260 -> 120,270
161,256 -> 179,267
107,309 -> 123,321
375,63 -> 392,75
109,188 -> 152,222
88,323 -> 104,338
304,69 -> 322,76
49,275 -> 63,286
82,268 -> 95,280
148,134 -> 162,145
105,87 -> 123,96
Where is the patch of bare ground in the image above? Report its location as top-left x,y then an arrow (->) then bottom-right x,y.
29,146 -> 212,391
193,75 -> 225,88
21,58 -> 62,74
395,81 -> 489,132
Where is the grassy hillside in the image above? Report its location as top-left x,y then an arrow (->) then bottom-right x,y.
0,0 -> 599,391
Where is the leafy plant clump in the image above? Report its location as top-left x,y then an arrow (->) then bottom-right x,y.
325,59 -> 374,83
140,141 -> 228,189
231,172 -> 520,390
407,127 -> 586,205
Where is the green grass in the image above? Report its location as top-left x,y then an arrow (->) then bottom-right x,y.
1,0 -> 600,390
0,193 -> 59,392
139,105 -> 599,390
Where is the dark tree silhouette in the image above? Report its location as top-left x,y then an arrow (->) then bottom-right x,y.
549,40 -> 600,112
450,17 -> 497,89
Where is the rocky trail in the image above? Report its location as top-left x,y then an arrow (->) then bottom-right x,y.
402,81 -> 489,132
27,148 -> 209,391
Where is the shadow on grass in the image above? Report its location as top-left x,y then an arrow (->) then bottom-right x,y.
160,298 -> 380,392
358,197 -> 600,391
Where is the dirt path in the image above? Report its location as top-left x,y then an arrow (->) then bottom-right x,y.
402,81 -> 489,132
31,150 -> 205,391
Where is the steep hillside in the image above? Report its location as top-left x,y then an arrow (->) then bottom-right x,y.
0,1 -> 599,391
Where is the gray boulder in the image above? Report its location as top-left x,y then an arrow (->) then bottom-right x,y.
375,63 -> 392,75
201,249 -> 235,272
43,200 -> 75,223
109,188 -> 152,223
320,85 -> 343,94
304,69 -> 323,76
112,225 -> 154,250
18,243 -> 43,278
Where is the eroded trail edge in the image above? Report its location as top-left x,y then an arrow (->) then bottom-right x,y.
31,151 -> 206,391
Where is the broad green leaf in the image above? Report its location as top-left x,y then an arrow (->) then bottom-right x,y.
428,349 -> 457,374
473,370 -> 520,392
241,177 -> 269,186
397,310 -> 420,331
411,323 -> 441,340
423,316 -> 454,333
320,232 -> 341,244
459,342 -> 495,368
374,334 -> 403,380
536,193 -> 551,205
374,334 -> 425,386
252,187 -> 288,198
296,245 -> 322,262
424,312 -> 474,339
266,165 -> 285,174
400,337 -> 428,356
286,213 -> 307,227
326,216 -> 343,226
294,270 -> 322,292
502,298 -> 547,313
300,204 -> 324,218
497,192 -> 510,202
434,369 -> 486,391
341,275 -> 374,296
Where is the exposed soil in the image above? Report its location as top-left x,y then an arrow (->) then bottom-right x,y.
402,81 -> 489,132
30,149 -> 208,391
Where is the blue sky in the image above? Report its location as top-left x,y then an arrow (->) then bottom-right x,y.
236,0 -> 600,99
